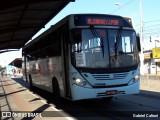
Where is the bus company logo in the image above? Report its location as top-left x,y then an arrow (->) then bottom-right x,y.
94,83 -> 106,86
2,112 -> 11,117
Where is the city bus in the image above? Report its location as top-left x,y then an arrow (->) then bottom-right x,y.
22,14 -> 141,102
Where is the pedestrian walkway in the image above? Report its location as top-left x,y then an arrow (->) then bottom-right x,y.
0,76 -> 72,120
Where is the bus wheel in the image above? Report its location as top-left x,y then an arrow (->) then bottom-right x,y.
29,75 -> 34,91
52,78 -> 62,107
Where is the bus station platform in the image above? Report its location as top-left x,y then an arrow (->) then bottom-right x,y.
0,75 -> 71,120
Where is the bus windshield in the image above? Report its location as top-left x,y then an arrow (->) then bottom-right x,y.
71,28 -> 139,68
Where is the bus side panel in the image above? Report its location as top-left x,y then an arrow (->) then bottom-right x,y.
22,55 -> 29,83
27,57 -> 65,96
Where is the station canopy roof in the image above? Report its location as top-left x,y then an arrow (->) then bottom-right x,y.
0,0 -> 74,53
9,58 -> 22,68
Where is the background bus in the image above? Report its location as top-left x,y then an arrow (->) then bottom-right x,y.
22,14 -> 141,102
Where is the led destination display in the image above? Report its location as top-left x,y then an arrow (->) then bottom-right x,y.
74,14 -> 133,27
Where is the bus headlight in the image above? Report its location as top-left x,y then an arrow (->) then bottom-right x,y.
75,78 -> 87,86
128,74 -> 140,85
134,74 -> 140,80
72,77 -> 90,87
75,78 -> 81,84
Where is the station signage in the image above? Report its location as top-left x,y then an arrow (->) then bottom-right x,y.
144,53 -> 151,59
152,47 -> 160,59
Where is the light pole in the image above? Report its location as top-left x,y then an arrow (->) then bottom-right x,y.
139,0 -> 144,75
115,3 -> 125,14
115,3 -> 121,7
155,40 -> 159,48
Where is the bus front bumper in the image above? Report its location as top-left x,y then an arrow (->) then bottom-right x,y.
71,81 -> 140,101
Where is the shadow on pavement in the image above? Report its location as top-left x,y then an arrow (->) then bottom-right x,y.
140,90 -> 160,99
11,77 -> 29,89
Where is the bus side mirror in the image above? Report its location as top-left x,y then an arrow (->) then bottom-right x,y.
136,34 -> 141,52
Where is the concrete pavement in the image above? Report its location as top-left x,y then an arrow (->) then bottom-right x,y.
140,75 -> 160,93
0,76 -> 73,120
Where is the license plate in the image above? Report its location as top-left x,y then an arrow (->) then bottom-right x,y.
106,90 -> 117,95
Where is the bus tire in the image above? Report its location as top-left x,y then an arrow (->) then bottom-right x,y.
29,75 -> 34,91
52,78 -> 62,107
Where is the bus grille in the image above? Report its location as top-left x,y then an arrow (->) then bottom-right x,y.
91,72 -> 128,80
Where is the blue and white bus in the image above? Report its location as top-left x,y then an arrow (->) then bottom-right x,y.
22,14 -> 141,102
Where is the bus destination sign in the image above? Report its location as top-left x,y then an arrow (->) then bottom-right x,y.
74,14 -> 133,28
87,18 -> 119,26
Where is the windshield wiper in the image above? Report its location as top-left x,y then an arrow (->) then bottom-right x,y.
89,25 -> 104,58
114,27 -> 122,59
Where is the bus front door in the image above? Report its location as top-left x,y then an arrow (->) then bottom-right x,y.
61,28 -> 71,98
